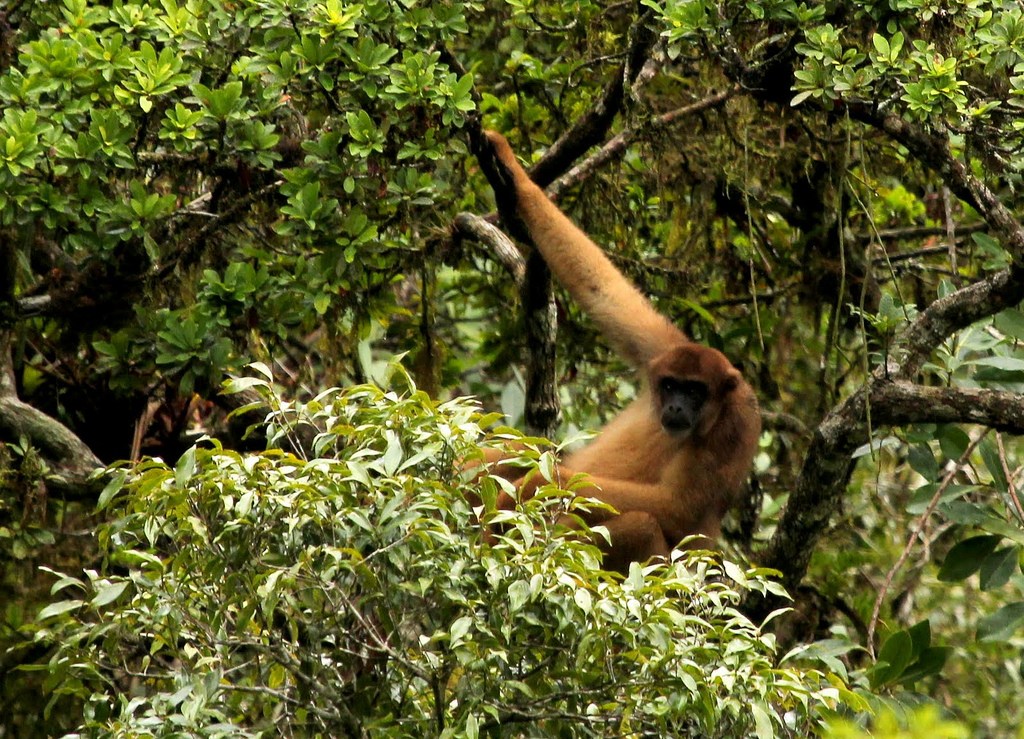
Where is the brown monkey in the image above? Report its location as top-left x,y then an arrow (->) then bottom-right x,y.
477,131 -> 761,573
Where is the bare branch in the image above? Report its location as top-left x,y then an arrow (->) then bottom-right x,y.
867,431 -> 988,654
527,7 -> 657,188
872,382 -> 1024,433
549,88 -> 737,200
453,212 -> 526,284
895,266 -> 1024,380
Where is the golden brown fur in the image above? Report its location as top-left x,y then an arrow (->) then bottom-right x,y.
480,131 -> 761,572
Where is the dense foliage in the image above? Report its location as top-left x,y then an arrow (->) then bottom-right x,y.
35,367 -> 844,737
0,0 -> 1023,735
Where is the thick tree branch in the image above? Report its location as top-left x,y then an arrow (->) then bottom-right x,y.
754,98 -> 1024,597
872,382 -> 1024,433
452,212 -> 560,436
0,394 -> 105,499
0,237 -> 105,498
519,250 -> 561,438
757,377 -> 1024,598
761,264 -> 1024,593
896,266 -> 1024,380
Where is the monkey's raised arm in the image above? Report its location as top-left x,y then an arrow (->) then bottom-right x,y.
481,131 -> 686,369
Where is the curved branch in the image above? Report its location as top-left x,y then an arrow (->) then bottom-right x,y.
872,382 -> 1024,433
548,88 -> 736,201
1,248 -> 104,498
759,370 -> 1024,596
527,8 -> 656,188
0,394 -> 104,500
896,266 -> 1024,380
453,212 -> 526,285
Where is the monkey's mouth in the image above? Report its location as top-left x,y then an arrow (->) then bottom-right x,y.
661,418 -> 695,437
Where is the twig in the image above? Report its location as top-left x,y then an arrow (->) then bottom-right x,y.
548,88 -> 737,200
996,432 -> 1024,524
943,185 -> 961,287
866,431 -> 988,654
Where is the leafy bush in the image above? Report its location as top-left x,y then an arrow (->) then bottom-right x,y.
35,366 -> 845,737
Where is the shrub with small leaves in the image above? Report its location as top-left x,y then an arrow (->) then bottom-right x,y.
36,364 -> 848,737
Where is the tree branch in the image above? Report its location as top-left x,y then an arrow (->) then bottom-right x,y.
895,266 -> 1024,380
0,394 -> 105,499
548,87 -> 736,201
453,212 -> 526,285
0,238 -> 105,499
527,7 -> 656,188
872,382 -> 1024,433
519,250 -> 561,438
754,100 -> 1024,597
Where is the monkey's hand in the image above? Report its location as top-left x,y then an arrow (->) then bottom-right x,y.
481,130 -> 529,184
471,130 -> 537,242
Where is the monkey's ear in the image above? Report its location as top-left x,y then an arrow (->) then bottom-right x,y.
722,371 -> 741,394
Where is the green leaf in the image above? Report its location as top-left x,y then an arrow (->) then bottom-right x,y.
907,619 -> 931,656
908,483 -> 976,514
979,546 -> 1019,591
889,31 -> 905,56
899,646 -> 951,684
97,470 -> 128,511
908,444 -> 938,479
980,437 -> 1009,492
938,425 -> 971,460
175,445 -> 197,487
938,535 -> 1002,581
871,629 -> 913,687
508,580 -> 530,613
44,570 -> 84,596
449,615 -> 472,645
939,500 -> 990,525
91,581 -> 129,608
38,599 -> 85,621
379,430 -> 403,476
994,309 -> 1024,339
977,601 -> 1024,642
751,702 -> 774,739
967,356 -> 1024,372
573,588 -> 592,614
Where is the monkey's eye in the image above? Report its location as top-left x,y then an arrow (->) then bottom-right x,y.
659,377 -> 707,400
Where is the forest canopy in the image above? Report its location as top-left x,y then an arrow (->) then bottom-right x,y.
1,0 -> 1023,736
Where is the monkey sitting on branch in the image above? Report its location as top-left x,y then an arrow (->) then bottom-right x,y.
472,130 -> 761,573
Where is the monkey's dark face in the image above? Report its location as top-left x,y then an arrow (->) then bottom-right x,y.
648,344 -> 742,439
657,376 -> 708,436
